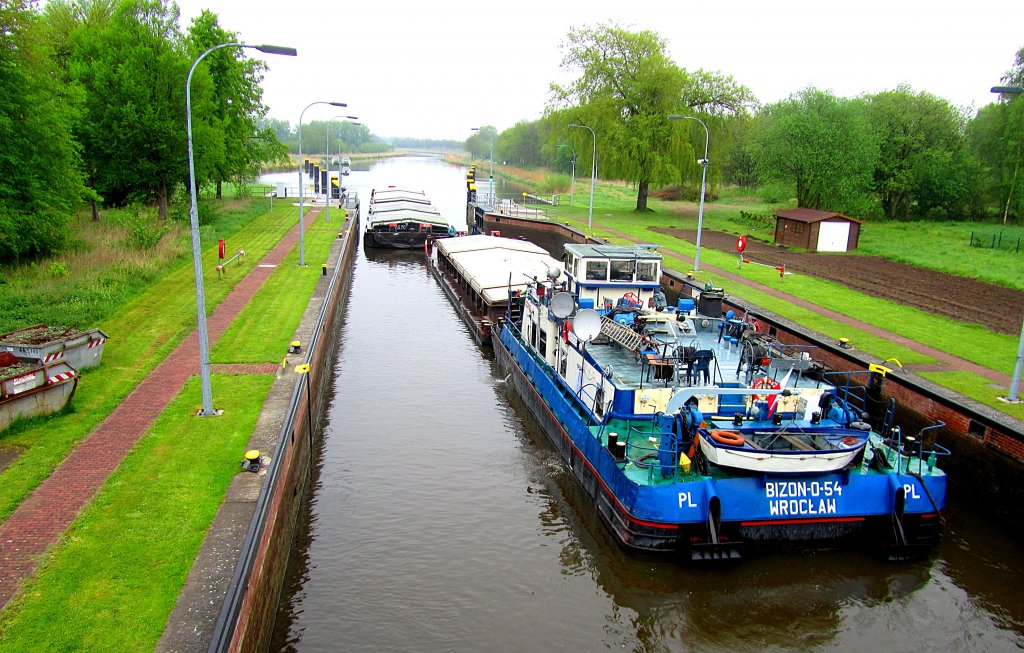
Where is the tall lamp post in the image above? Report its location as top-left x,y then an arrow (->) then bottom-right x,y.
992,86 -> 1024,402
556,143 -> 576,205
568,123 -> 596,230
325,114 -> 358,223
186,41 -> 296,416
668,114 -> 710,273
470,126 -> 495,199
299,100 -> 347,266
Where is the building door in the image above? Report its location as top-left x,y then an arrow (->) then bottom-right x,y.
817,221 -> 850,252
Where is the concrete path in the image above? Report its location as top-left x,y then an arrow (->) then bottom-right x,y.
0,208 -> 323,609
603,226 -> 1012,387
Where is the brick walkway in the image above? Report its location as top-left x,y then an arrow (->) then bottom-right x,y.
0,208 -> 323,609
605,227 -> 1012,387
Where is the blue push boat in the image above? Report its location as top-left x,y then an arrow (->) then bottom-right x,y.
478,241 -> 949,562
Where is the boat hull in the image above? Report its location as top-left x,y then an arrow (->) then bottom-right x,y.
364,231 -> 450,249
494,323 -> 945,560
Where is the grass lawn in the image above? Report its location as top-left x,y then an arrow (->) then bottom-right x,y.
0,374 -> 273,653
0,195 -> 336,649
0,202 -> 316,524
213,221 -> 342,364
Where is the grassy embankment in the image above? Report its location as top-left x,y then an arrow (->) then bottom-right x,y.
0,200 -> 340,651
491,165 -> 1024,421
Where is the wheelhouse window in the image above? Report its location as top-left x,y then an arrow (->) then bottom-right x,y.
585,260 -> 608,281
610,260 -> 634,281
636,261 -> 658,282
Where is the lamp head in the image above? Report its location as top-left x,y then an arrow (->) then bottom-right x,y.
254,44 -> 297,56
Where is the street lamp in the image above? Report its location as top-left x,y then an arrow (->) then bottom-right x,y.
556,143 -> 576,205
299,100 -> 347,266
470,127 -> 495,199
325,114 -> 358,223
568,123 -> 596,230
668,114 -> 710,273
186,41 -> 296,416
992,86 -> 1024,402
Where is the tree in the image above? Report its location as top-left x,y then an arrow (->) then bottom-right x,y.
969,101 -> 1022,221
867,86 -> 971,219
550,23 -> 755,212
551,24 -> 683,212
67,0 -> 190,220
185,11 -> 282,199
0,0 -> 87,262
465,126 -> 497,162
748,88 -> 877,214
497,121 -> 546,168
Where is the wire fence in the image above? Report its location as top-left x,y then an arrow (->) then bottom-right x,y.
970,230 -> 1023,253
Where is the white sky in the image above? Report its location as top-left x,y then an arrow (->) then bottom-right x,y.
173,0 -> 1023,141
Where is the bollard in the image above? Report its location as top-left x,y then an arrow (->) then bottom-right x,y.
322,264 -> 327,276
242,449 -> 261,473
288,340 -> 301,354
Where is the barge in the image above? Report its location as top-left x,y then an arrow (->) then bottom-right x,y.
364,187 -> 456,249
428,234 -> 561,345
437,238 -> 950,561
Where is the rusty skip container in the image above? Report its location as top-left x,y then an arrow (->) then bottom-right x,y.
0,324 -> 109,370
0,351 -> 78,432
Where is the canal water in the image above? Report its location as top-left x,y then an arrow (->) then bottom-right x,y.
268,157 -> 1024,652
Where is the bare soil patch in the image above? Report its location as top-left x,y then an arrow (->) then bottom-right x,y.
652,227 -> 1024,335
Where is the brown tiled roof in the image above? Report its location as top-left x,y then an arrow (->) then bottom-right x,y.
775,208 -> 861,223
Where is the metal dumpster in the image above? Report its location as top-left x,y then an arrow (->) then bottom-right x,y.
0,351 -> 78,431
0,324 -> 109,370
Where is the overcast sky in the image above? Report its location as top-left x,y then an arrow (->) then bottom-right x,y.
172,0 -> 1023,141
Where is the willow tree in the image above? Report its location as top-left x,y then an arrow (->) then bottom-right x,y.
550,23 -> 754,212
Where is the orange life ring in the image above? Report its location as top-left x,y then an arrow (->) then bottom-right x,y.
562,320 -> 571,342
751,376 -> 780,401
752,319 -> 762,333
841,436 -> 861,446
710,430 -> 745,447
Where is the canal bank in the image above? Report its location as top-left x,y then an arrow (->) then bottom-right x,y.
156,210 -> 359,653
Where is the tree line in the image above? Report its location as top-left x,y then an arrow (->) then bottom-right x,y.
467,23 -> 1024,222
0,0 -> 389,265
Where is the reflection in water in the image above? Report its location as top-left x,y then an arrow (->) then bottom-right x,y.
270,156 -> 1023,653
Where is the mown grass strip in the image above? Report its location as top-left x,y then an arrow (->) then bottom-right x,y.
0,374 -> 273,653
212,221 -> 341,364
0,204 -> 315,524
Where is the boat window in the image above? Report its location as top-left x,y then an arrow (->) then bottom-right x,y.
636,261 -> 657,282
538,327 -> 548,357
585,260 -> 608,281
610,260 -> 634,281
